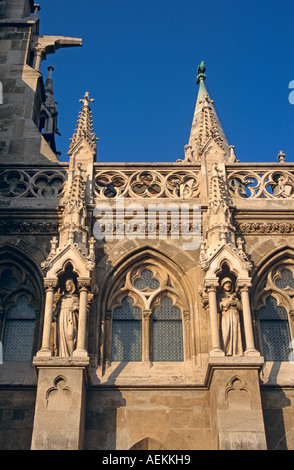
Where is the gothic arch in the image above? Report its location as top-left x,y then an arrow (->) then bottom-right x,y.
251,246 -> 294,360
129,437 -> 163,450
251,245 -> 294,311
95,246 -> 195,367
99,246 -> 193,310
0,244 -> 45,359
204,244 -> 251,281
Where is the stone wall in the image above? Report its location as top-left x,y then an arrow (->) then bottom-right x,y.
0,388 -> 36,450
261,388 -> 294,450
84,388 -> 212,450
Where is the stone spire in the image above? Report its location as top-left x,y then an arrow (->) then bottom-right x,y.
200,163 -> 251,272
59,162 -> 88,248
41,160 -> 96,273
68,92 -> 98,157
39,66 -> 60,154
183,62 -> 236,163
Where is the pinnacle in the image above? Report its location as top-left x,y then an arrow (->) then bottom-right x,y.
184,62 -> 234,163
68,92 -> 98,155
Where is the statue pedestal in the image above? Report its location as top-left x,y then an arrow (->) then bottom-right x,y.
205,356 -> 267,450
31,356 -> 90,450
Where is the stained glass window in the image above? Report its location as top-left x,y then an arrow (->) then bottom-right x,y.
152,297 -> 183,362
112,297 -> 142,362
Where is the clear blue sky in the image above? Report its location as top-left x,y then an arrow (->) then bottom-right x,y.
39,0 -> 294,164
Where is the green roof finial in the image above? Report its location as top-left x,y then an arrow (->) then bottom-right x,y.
196,61 -> 206,85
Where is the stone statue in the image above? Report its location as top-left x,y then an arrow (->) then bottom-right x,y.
219,277 -> 243,356
53,278 -> 79,357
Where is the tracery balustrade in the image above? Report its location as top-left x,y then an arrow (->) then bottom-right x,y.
93,168 -> 200,199
227,168 -> 294,199
0,167 -> 67,199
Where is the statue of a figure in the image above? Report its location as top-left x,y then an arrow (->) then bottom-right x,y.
53,278 -> 79,357
219,277 -> 243,356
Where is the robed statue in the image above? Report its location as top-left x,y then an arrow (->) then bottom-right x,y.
52,278 -> 79,357
219,277 -> 243,356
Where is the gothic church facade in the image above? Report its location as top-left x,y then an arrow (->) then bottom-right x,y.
1,0 -> 294,450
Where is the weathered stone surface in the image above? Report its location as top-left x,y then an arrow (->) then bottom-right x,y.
2,0 -> 294,452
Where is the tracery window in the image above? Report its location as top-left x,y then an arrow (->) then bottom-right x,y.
0,261 -> 41,362
105,263 -> 189,364
255,264 -> 293,361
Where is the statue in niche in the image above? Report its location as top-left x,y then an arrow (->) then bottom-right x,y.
219,277 -> 243,356
52,278 -> 79,357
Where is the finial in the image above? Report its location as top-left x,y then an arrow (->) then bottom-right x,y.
46,66 -> 54,79
277,150 -> 286,163
79,92 -> 94,107
196,61 -> 206,84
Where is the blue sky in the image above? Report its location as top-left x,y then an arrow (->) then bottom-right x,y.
39,0 -> 294,164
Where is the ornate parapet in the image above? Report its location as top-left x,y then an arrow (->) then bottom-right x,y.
227,164 -> 294,200
93,164 -> 201,199
0,164 -> 67,202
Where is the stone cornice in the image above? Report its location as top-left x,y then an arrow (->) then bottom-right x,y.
0,221 -> 59,234
236,222 -> 294,234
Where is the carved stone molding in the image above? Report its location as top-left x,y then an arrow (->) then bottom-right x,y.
0,221 -> 59,234
236,222 -> 294,234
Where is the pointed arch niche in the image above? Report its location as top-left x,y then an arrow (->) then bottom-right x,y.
252,247 -> 294,362
97,249 -> 193,368
0,245 -> 44,362
202,247 -> 259,357
37,255 -> 93,358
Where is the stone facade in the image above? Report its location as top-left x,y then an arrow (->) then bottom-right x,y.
1,0 -> 294,451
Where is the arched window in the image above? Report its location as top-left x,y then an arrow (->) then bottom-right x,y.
152,296 -> 183,362
0,257 -> 42,362
3,294 -> 36,361
255,264 -> 293,362
106,261 -> 189,365
258,296 -> 291,361
111,297 -> 142,362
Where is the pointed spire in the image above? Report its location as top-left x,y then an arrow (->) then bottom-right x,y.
59,162 -> 88,248
184,62 -> 235,163
68,92 -> 98,156
39,66 -> 60,154
44,66 -> 56,107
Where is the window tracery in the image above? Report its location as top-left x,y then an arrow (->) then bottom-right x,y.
104,261 -> 189,365
255,263 -> 294,361
0,259 -> 41,362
